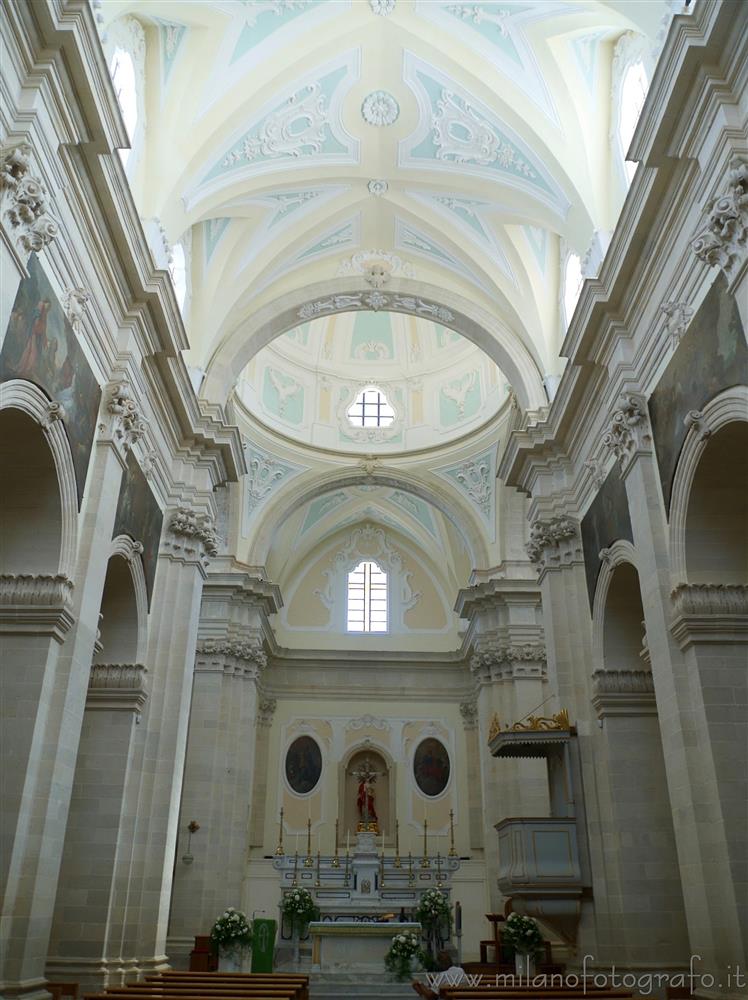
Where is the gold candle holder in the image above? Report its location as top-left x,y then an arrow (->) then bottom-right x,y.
436,850 -> 444,888
332,818 -> 340,867
304,817 -> 313,867
343,850 -> 351,887
408,851 -> 415,885
449,809 -> 458,857
394,819 -> 401,868
291,852 -> 299,887
420,818 -> 430,868
275,807 -> 285,856
315,850 -> 321,887
379,851 -> 385,889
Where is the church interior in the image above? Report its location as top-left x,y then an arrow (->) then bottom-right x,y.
1,1 -> 747,999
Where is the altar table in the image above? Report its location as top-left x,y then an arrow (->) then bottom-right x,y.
309,920 -> 421,971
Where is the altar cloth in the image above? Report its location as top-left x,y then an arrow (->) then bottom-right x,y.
309,920 -> 421,971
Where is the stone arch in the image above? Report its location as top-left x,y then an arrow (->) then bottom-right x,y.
103,535 -> 149,664
249,471 -> 489,570
0,379 -> 78,579
338,741 -> 396,848
203,277 -> 548,411
669,387 -> 748,585
591,540 -> 642,670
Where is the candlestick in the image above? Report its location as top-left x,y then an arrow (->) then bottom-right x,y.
343,849 -> 350,887
275,807 -> 285,856
379,850 -> 385,889
436,848 -> 444,888
420,817 -> 430,867
295,831 -> 299,854
315,849 -> 321,888
346,829 -> 350,852
291,851 -> 299,887
304,817 -> 313,866
332,818 -> 340,867
449,809 -> 457,857
408,850 -> 415,885
394,819 -> 401,868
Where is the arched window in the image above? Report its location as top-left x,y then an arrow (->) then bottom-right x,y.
169,242 -> 187,312
563,251 -> 583,327
347,386 -> 395,428
618,59 -> 649,181
109,47 -> 138,166
347,560 -> 388,632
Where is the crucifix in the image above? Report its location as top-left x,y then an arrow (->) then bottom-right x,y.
349,757 -> 385,831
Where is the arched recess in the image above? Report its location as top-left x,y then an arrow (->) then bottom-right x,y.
249,471 -> 489,570
202,277 -> 548,412
669,387 -> 748,584
591,540 -> 644,671
338,742 -> 396,849
98,535 -> 149,664
0,380 -> 78,579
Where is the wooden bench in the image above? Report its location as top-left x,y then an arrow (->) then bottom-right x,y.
47,984 -> 79,1000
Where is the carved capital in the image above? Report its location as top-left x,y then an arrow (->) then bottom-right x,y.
196,637 -> 267,677
660,300 -> 693,349
526,516 -> 580,572
87,663 -> 148,713
591,668 -> 656,718
603,393 -> 651,472
257,696 -> 277,727
691,157 -> 748,282
670,583 -> 748,648
0,573 -> 75,639
470,642 -> 546,682
459,700 -> 478,730
0,141 -> 59,257
102,380 -> 148,456
164,506 -> 219,567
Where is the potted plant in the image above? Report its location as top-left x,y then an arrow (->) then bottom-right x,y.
415,888 -> 452,963
502,912 -> 544,978
384,930 -> 422,981
209,907 -> 252,971
280,887 -> 319,965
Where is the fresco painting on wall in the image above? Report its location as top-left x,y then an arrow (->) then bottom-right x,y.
285,735 -> 322,794
650,275 -> 748,511
580,466 -> 634,607
112,451 -> 164,607
413,737 -> 450,796
0,254 -> 101,503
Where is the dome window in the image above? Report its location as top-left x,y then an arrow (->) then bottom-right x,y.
347,560 -> 388,633
347,386 -> 395,428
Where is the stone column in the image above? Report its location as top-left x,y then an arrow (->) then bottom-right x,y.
0,383 -> 136,999
250,697 -> 278,851
123,507 -> 217,976
590,667 -> 690,965
46,664 -> 148,989
455,579 -> 548,910
604,393 -> 747,979
166,571 -> 281,965
458,701 -> 483,852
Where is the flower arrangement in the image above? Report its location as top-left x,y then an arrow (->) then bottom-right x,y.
415,888 -> 452,931
281,887 -> 319,931
502,912 -> 544,955
210,907 -> 252,955
384,931 -> 421,981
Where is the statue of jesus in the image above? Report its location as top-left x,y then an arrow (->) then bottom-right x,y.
349,757 -> 384,829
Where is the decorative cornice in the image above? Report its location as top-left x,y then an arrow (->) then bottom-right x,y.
297,291 -> 453,324
691,157 -> 748,283
525,516 -> 580,571
0,573 -> 74,606
591,668 -> 656,718
670,583 -> 748,648
196,637 -> 267,675
346,714 -> 391,732
602,392 -> 652,473
87,663 -> 148,713
165,506 -> 219,565
0,141 -> 59,257
470,642 -> 547,683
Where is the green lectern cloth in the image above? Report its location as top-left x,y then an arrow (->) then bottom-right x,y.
251,918 -> 277,972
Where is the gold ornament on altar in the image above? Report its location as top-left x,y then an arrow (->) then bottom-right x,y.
488,708 -> 571,743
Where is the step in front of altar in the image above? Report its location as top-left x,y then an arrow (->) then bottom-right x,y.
309,971 -> 423,999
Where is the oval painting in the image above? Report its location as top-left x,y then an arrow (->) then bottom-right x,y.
285,735 -> 322,794
413,737 -> 450,797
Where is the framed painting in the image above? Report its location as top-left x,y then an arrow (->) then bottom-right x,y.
413,737 -> 450,797
285,735 -> 322,794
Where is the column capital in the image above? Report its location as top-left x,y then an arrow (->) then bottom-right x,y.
470,642 -> 547,683
525,515 -> 582,575
161,506 -> 218,571
86,663 -> 148,713
257,696 -> 277,727
98,379 -> 149,464
690,155 -> 748,287
0,140 -> 59,261
602,392 -> 653,476
0,572 -> 75,639
591,668 -> 656,718
195,636 -> 267,679
459,700 -> 478,730
670,583 -> 748,648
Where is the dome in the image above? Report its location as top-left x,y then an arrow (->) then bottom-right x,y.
236,310 -> 508,453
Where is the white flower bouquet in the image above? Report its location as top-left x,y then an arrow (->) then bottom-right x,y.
502,912 -> 544,955
210,907 -> 252,955
281,886 -> 319,930
415,888 -> 451,931
384,930 -> 421,980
